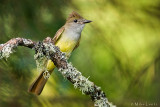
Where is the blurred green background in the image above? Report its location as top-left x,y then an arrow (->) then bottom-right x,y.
0,0 -> 160,107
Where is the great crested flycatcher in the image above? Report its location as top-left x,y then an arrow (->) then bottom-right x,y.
28,11 -> 92,95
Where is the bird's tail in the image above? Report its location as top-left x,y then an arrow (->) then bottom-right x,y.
28,71 -> 50,95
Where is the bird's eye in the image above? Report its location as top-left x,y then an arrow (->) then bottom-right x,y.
74,19 -> 78,23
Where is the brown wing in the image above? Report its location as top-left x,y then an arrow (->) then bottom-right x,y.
52,26 -> 65,44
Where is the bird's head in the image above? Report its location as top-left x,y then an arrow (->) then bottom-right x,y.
65,11 -> 92,32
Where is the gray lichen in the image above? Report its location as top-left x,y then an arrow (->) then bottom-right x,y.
22,38 -> 34,45
34,42 -> 58,72
34,52 -> 47,72
34,42 -> 48,72
0,43 -> 16,59
43,70 -> 50,79
58,63 -> 115,107
94,97 -> 115,107
43,42 -> 56,59
59,63 -> 94,94
0,38 -> 35,59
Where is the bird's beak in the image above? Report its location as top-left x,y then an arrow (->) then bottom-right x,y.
83,20 -> 92,24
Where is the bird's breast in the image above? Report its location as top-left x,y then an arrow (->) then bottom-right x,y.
56,40 -> 77,52
55,31 -> 80,57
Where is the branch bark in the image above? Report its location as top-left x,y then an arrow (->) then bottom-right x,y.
0,37 -> 115,107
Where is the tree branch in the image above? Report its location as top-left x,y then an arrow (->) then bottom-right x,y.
0,37 -> 115,107
0,37 -> 36,59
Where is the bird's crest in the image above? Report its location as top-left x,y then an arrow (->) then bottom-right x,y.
67,11 -> 83,21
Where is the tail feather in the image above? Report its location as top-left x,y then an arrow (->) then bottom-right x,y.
28,71 -> 48,95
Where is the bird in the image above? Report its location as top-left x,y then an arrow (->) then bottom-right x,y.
28,11 -> 92,95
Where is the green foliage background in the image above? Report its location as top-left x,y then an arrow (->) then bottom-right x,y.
0,0 -> 160,107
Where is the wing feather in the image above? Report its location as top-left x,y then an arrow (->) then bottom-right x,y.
52,26 -> 65,44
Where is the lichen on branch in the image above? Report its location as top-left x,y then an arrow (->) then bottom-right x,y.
0,37 -> 116,107
34,41 -> 115,107
34,42 -> 48,72
0,43 -> 16,59
0,38 -> 35,59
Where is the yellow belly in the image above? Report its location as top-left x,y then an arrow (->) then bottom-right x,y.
56,40 -> 77,56
46,39 -> 77,71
